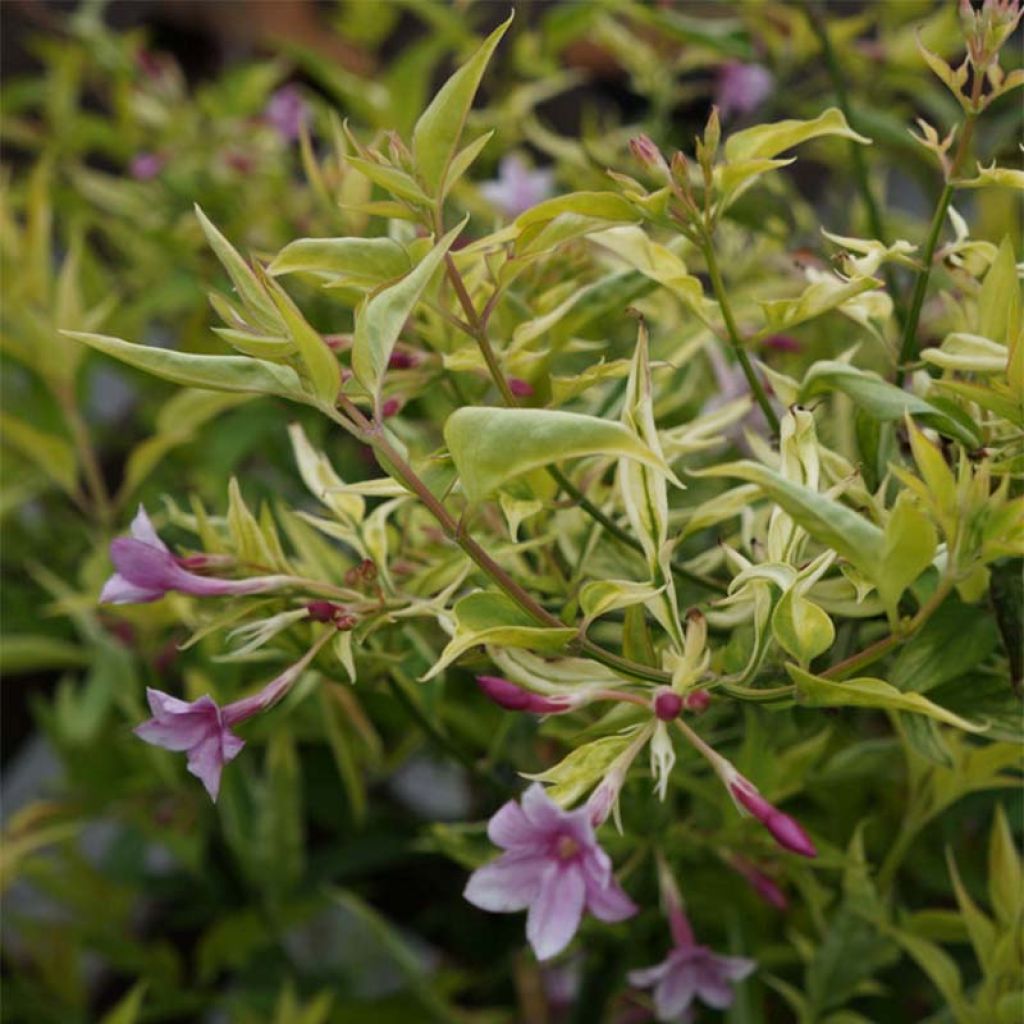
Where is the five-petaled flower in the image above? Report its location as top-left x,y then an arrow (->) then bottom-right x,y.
464,783 -> 637,960
101,506 -> 290,605
629,873 -> 755,1022
480,154 -> 555,218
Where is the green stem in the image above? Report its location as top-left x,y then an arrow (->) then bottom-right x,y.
698,230 -> 781,436
896,73 -> 982,382
440,253 -> 727,595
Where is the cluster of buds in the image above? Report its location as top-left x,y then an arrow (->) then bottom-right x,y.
305,601 -> 357,630
344,558 -> 378,591
960,0 -> 1022,76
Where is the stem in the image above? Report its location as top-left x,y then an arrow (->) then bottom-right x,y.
896,74 -> 982,382
698,229 -> 781,436
440,253 -> 727,594
330,401 -> 674,685
822,575 -> 956,680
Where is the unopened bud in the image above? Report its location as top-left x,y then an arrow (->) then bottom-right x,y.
508,377 -> 534,398
729,776 -> 817,858
629,134 -> 670,179
730,855 -> 788,910
476,675 -> 575,714
381,397 -> 402,418
388,349 -> 418,370
653,688 -> 683,721
682,689 -> 710,713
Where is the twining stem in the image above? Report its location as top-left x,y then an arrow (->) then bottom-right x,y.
696,228 -> 781,436
329,397 -> 673,685
440,253 -> 728,595
896,74 -> 983,383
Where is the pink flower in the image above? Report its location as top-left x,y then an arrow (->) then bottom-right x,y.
135,690 -> 245,801
265,84 -> 309,141
715,62 -> 774,120
477,675 -> 577,714
135,633 -> 330,799
130,152 -> 165,181
728,776 -> 817,858
629,943 -> 755,1022
464,783 -> 637,960
101,506 -> 289,605
480,155 -> 555,218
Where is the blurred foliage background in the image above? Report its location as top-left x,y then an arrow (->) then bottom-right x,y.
1,2 -> 1021,1022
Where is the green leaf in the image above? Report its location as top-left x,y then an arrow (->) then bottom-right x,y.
757,277 -> 880,337
320,685 -> 366,826
989,805 -> 1022,930
0,635 -> 90,674
515,191 -> 640,230
446,407 -> 674,503
211,328 -> 297,360
443,129 -> 495,198
64,332 -> 306,401
978,236 -> 1020,345
194,205 -> 283,334
772,591 -> 835,667
579,579 -> 663,625
724,107 -> 871,163
882,926 -> 969,1021
263,274 -> 341,405
98,982 -> 148,1024
270,236 -> 411,284
422,591 -> 575,679
351,220 -> 463,399
346,156 -> 432,205
877,492 -> 938,615
787,665 -> 986,732
694,460 -> 886,581
799,361 -> 981,446
0,413 -> 77,494
412,13 -> 513,194
525,734 -> 633,807
946,848 -> 996,969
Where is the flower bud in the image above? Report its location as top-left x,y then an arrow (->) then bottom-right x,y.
381,397 -> 403,418
508,377 -> 534,398
682,689 -> 711,713
653,688 -> 683,721
728,776 -> 817,858
629,134 -> 670,179
476,675 -> 575,715
388,349 -> 418,370
729,855 -> 788,911
306,600 -> 341,622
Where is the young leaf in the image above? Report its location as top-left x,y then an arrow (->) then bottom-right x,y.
351,220 -> 464,400
445,407 -> 674,503
724,107 -> 871,163
63,332 -> 306,401
412,13 -> 513,195
786,665 -> 986,732
269,236 -> 411,284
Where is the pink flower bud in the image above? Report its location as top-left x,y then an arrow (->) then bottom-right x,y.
388,350 -> 418,369
130,152 -> 165,181
729,855 -> 788,911
629,134 -> 669,177
729,777 -> 817,858
508,377 -> 534,397
306,600 -> 341,622
653,689 -> 683,721
763,333 -> 801,353
682,690 -> 710,713
476,676 -> 574,715
381,397 -> 402,418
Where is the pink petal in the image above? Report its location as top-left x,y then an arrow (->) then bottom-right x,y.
627,959 -> 672,988
129,505 -> 169,551
185,732 -> 229,801
719,955 -> 756,982
134,715 -> 212,752
99,573 -> 164,605
464,853 -> 545,913
110,538 -> 178,589
526,863 -> 585,961
487,799 -> 541,850
520,783 -> 566,836
654,961 -> 698,1021
585,872 -> 637,923
693,967 -> 734,1010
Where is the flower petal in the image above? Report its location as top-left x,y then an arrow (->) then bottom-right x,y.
654,961 -> 698,1021
520,783 -> 567,835
135,714 -> 213,752
488,798 -> 541,850
99,573 -> 164,605
584,871 -> 637,923
526,863 -> 585,961
129,505 -> 169,551
110,538 -> 177,590
185,732 -> 229,801
719,955 -> 756,982
627,959 -> 672,988
464,854 -> 545,913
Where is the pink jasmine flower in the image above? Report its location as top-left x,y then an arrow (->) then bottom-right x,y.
727,774 -> 817,858
265,84 -> 309,141
130,152 -> 165,181
714,62 -> 774,120
100,506 -> 290,605
480,155 -> 555,218
476,675 -> 578,714
629,868 -> 755,1022
464,783 -> 637,960
135,631 -> 331,799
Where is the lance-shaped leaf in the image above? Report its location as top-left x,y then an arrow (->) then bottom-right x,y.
412,13 -> 513,195
62,332 -> 306,401
786,665 -> 985,732
0,413 -> 78,495
877,492 -> 938,617
580,579 -> 664,626
755,276 -> 880,337
269,236 -> 411,285
724,107 -> 871,163
798,361 -> 981,447
351,219 -> 464,399
515,192 -> 639,230
445,406 -> 675,503
194,205 -> 283,335
421,592 -> 575,680
523,734 -> 634,807
694,460 -> 885,581
288,423 -> 364,528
